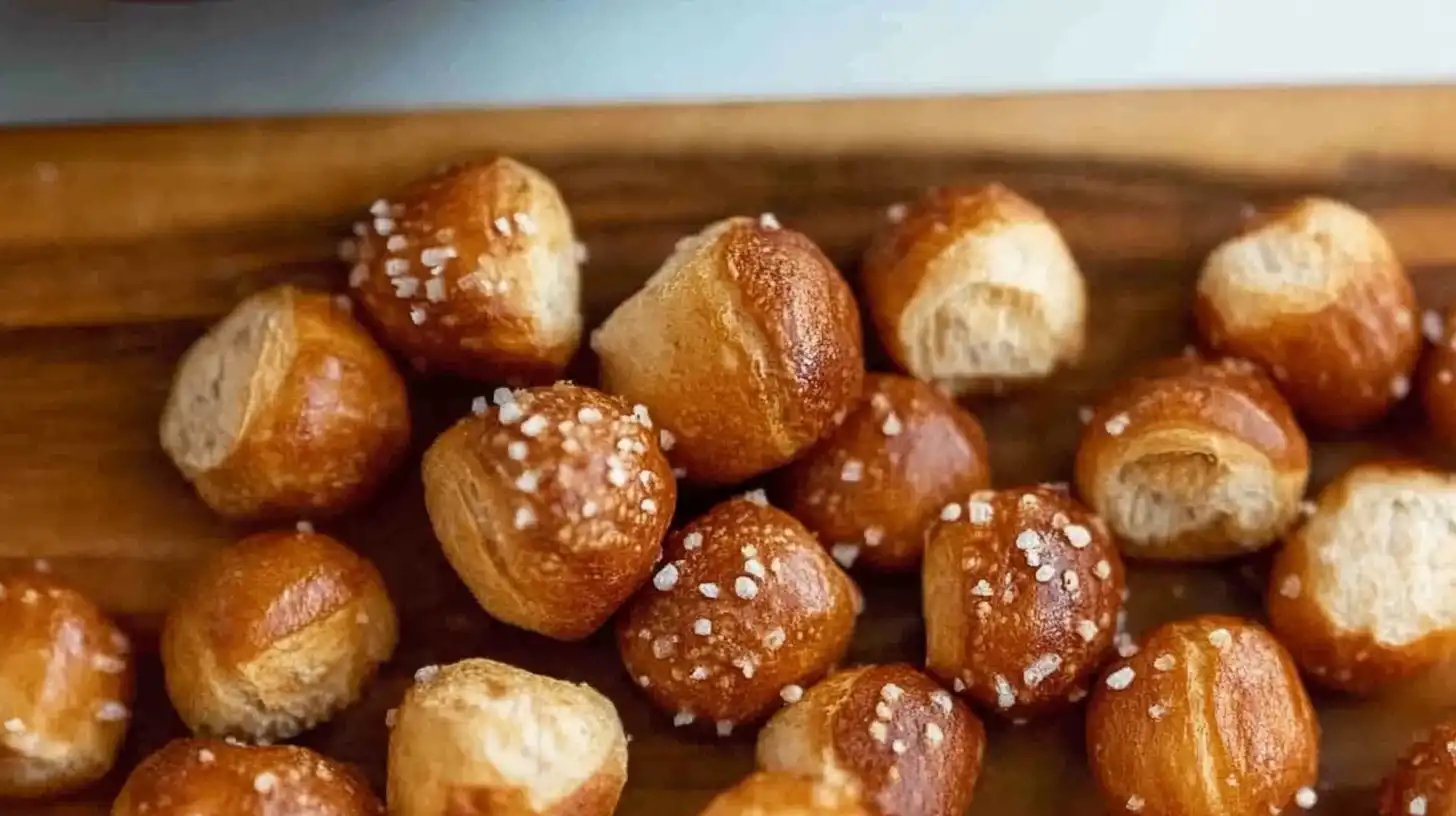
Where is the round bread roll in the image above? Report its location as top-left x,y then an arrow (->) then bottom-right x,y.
698,772 -> 868,816
1194,196 -> 1419,430
0,572 -> 133,798
160,285 -> 411,521
861,184 -> 1086,395
347,157 -> 581,382
1074,355 -> 1309,561
757,664 -> 986,816
776,373 -> 991,572
422,383 -> 676,640
923,486 -> 1124,716
1379,722 -> 1456,816
617,494 -> 860,734
591,215 -> 864,485
387,658 -> 627,816
162,529 -> 398,742
1086,615 -> 1319,816
1267,461 -> 1456,694
1421,306 -> 1456,447
113,738 -> 382,816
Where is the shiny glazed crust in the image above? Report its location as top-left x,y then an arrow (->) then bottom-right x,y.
922,486 -> 1124,716
348,157 -> 582,383
776,373 -> 991,571
591,216 -> 864,485
1194,196 -> 1419,430
757,664 -> 986,816
617,496 -> 860,731
112,738 -> 383,815
0,572 -> 133,799
1086,615 -> 1319,816
161,530 -> 398,741
159,285 -> 411,521
1074,355 -> 1309,561
421,383 -> 676,640
386,659 -> 627,816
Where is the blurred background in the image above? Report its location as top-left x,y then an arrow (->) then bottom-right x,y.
4,0 -> 1455,125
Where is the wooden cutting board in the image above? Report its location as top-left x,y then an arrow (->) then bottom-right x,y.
4,86 -> 1456,815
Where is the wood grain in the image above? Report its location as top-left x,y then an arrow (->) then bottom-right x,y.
3,88 -> 1456,815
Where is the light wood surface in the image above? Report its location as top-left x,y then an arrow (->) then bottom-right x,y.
3,87 -> 1456,814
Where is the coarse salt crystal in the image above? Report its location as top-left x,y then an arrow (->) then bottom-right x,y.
96,701 -> 129,722
841,459 -> 864,482
507,441 -> 528,460
699,583 -> 721,599
1154,654 -> 1176,671
1106,667 -> 1136,690
254,772 -> 278,793
971,579 -> 994,597
882,414 -> 903,436
577,407 -> 602,424
641,498 -> 658,514
968,501 -> 993,524
1063,524 -> 1092,548
864,526 -> 885,547
514,506 -> 536,529
994,675 -> 1016,709
1105,413 -> 1131,436
689,666 -> 708,681
1127,795 -> 1145,812
1035,565 -> 1056,582
764,628 -> 787,650
1208,628 -> 1232,649
1392,375 -> 1411,399
940,503 -> 963,521
745,559 -> 767,580
716,720 -> 735,737
512,212 -> 538,235
742,489 -> 769,507
493,216 -> 513,236
1023,654 -> 1063,687
92,654 -> 126,673
1076,620 -> 1099,642
831,543 -> 860,569
780,684 -> 804,703
653,564 -> 679,591
931,690 -> 954,713
1411,795 -> 1428,815
734,576 -> 759,600
409,306 -> 427,325
1280,575 -> 1302,599
1016,530 -> 1041,551
520,415 -> 549,437
673,711 -> 695,727
515,470 -> 540,492
693,618 -> 712,636
758,213 -> 781,229
683,532 -> 704,550
1093,560 -> 1112,580
1295,786 -> 1318,809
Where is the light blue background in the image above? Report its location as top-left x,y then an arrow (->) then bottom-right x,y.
3,0 -> 1455,125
